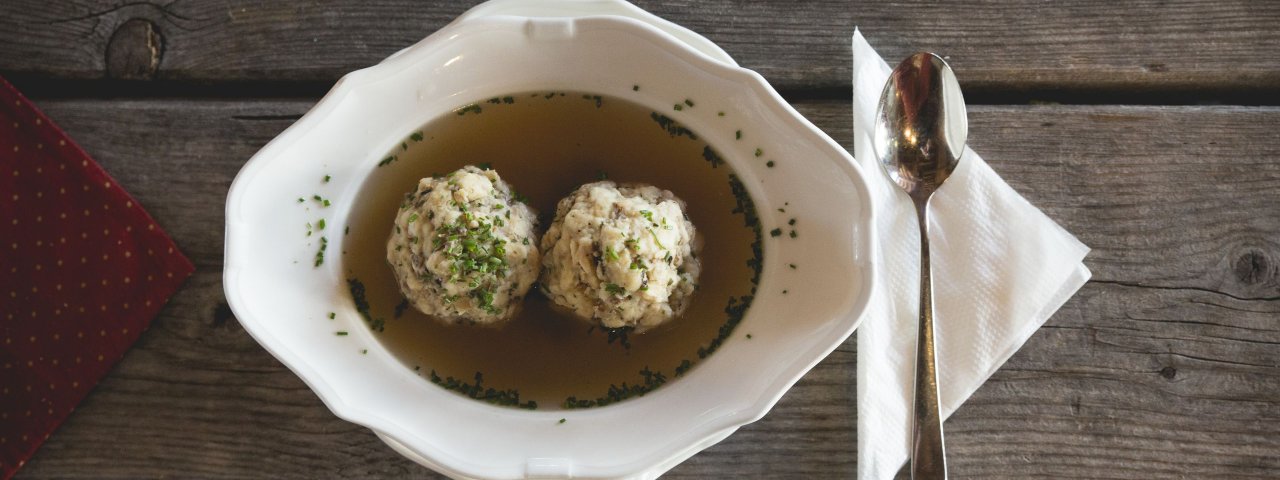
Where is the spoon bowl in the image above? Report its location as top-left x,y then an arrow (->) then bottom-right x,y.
873,53 -> 967,200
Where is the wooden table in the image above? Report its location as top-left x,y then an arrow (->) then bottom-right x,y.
3,1 -> 1277,478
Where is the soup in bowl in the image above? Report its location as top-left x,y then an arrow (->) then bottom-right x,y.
224,2 -> 874,478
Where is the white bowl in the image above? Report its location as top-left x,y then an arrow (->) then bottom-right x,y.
224,1 -> 876,478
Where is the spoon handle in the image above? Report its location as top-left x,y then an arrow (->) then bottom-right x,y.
911,201 -> 947,480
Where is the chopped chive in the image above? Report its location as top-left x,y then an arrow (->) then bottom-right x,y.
323,175 -> 331,183
790,230 -> 797,238
335,331 -> 348,336
674,104 -> 684,111
410,132 -> 424,142
789,263 -> 797,269
746,334 -> 753,339
766,160 -> 775,168
684,99 -> 694,107
317,219 -> 326,230
632,85 -> 640,91
754,148 -> 763,157
361,349 -> 368,354
558,418 -> 566,424
328,312 -> 335,320
648,228 -> 665,248
717,111 -> 725,117
314,237 -> 328,267
788,218 -> 796,225
770,228 -> 782,237
735,130 -> 742,140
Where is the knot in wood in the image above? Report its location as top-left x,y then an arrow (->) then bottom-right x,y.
1233,249 -> 1272,285
106,19 -> 163,80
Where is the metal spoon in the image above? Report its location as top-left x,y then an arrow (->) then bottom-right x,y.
872,52 -> 967,480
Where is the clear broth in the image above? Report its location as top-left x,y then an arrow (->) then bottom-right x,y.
342,92 -> 760,409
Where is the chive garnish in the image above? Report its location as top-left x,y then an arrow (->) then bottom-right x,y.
346,278 -> 385,332
429,370 -> 537,409
314,237 -> 328,267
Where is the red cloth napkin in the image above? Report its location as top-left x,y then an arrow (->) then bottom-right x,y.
0,75 -> 194,479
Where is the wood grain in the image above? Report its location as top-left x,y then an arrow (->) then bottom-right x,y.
10,98 -> 1277,478
1,1 -> 1277,93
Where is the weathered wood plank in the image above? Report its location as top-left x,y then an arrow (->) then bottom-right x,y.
17,277 -> 1276,479
1,1 -> 1277,92
13,99 -> 1279,478
799,102 -> 1280,302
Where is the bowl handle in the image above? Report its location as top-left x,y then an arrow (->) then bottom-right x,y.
454,0 -> 738,67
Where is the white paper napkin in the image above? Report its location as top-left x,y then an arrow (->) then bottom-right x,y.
851,30 -> 1092,479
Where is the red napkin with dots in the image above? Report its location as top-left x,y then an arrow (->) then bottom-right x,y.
0,75 -> 194,479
